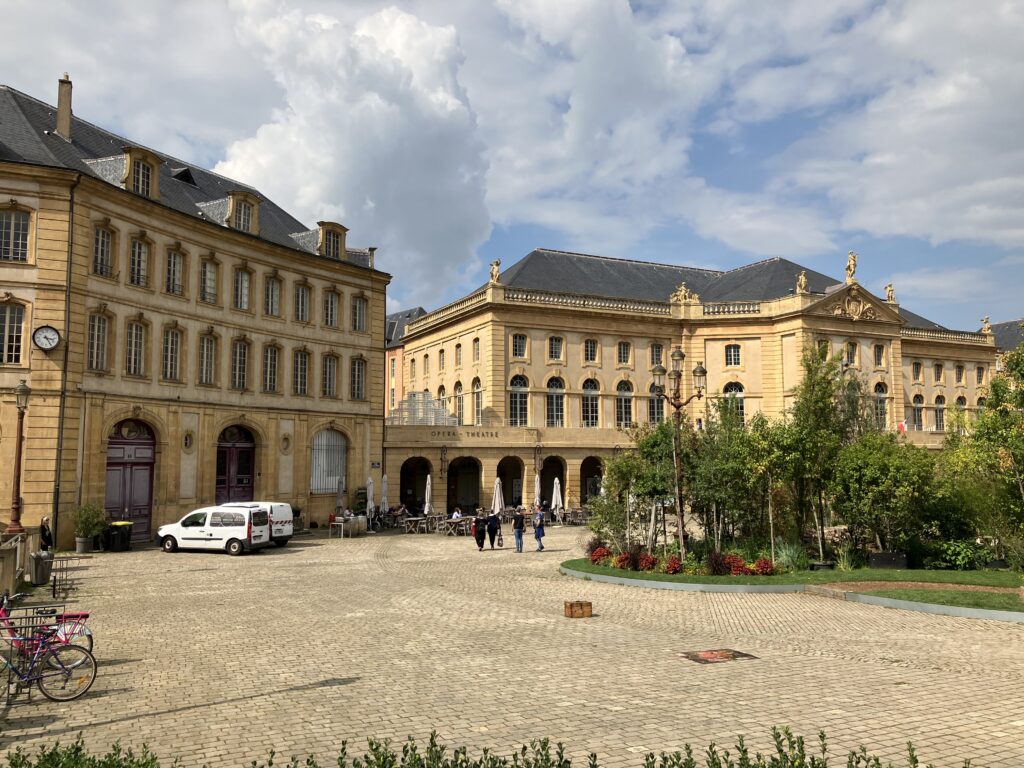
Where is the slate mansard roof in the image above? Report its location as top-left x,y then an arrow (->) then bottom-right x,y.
0,84 -> 375,269
386,307 -> 428,349
991,319 -> 1024,353
494,248 -> 947,331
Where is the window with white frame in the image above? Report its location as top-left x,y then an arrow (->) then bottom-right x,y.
294,284 -> 310,322
324,230 -> 342,259
262,346 -> 278,392
264,276 -> 281,316
723,381 -> 745,426
911,395 -> 924,430
199,335 -> 216,385
548,336 -> 563,360
131,159 -> 152,197
546,377 -> 565,427
454,382 -> 464,424
323,291 -> 338,327
582,379 -> 599,427
350,358 -> 366,400
161,328 -> 181,380
322,355 -> 337,397
935,395 -> 946,432
92,227 -> 113,277
310,428 -> 347,494
129,239 -> 149,287
438,385 -> 446,404
86,314 -> 108,371
648,384 -> 664,422
473,378 -> 482,425
509,375 -> 529,427
650,343 -> 663,367
511,333 -> 527,358
615,381 -> 633,427
231,340 -> 249,390
584,338 -> 598,363
293,349 -> 309,395
0,304 -> 25,364
199,260 -> 218,304
873,382 -> 887,427
0,210 -> 29,262
165,250 -> 184,295
233,269 -> 250,310
125,321 -> 145,376
234,200 -> 252,232
725,344 -> 741,367
389,357 -> 396,379
617,341 -> 631,365
352,296 -> 367,332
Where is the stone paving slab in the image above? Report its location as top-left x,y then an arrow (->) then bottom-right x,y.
1,528 -> 1022,767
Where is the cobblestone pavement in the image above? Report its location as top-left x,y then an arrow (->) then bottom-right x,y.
3,528 -> 1023,767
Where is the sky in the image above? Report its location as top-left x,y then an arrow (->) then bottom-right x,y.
4,0 -> 1023,331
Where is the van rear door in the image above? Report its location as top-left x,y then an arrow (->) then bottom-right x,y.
249,509 -> 270,546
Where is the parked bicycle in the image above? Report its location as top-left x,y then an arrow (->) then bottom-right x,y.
1,624 -> 97,702
0,591 -> 93,656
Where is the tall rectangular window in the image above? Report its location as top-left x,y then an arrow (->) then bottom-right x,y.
617,341 -> 631,365
472,338 -> 480,361
582,382 -> 599,428
512,334 -> 527,358
976,366 -> 985,385
264,277 -> 281,316
0,211 -> 29,262
912,362 -> 922,382
725,344 -> 741,367
439,349 -> 446,370
473,381 -> 482,425
874,344 -> 885,367
200,261 -> 217,304
132,160 -> 151,197
325,230 -> 342,259
125,322 -> 145,376
390,387 -> 396,409
86,315 -> 107,371
548,337 -> 563,360
352,297 -> 367,331
293,350 -> 309,395
162,328 -> 181,380
509,391 -> 528,427
390,357 -> 396,378
845,342 -> 857,366
323,291 -> 338,327
648,393 -> 664,423
294,284 -> 310,322
165,251 -> 183,295
410,358 -> 416,379
615,391 -> 632,427
933,363 -> 943,382
231,341 -> 248,390
322,355 -> 337,397
233,269 -> 250,310
129,239 -> 148,287
92,228 -> 112,277
584,338 -> 598,363
351,358 -> 366,400
262,346 -> 278,392
234,200 -> 252,232
0,304 -> 25,364
199,336 -> 216,385
650,343 -> 663,367
955,364 -> 965,384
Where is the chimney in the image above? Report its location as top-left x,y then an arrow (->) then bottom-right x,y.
56,73 -> 72,141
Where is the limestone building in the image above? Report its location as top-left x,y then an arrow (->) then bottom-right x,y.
384,248 -> 996,514
0,77 -> 389,545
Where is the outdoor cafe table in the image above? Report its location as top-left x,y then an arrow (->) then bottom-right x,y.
439,517 -> 472,536
403,517 -> 428,533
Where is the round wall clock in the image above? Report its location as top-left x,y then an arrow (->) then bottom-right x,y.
32,325 -> 61,351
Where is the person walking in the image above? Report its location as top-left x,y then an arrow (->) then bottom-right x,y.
532,504 -> 545,551
39,516 -> 53,551
486,509 -> 501,550
512,507 -> 525,553
473,507 -> 487,551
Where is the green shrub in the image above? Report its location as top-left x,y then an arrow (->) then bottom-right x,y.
72,504 -> 108,539
2,730 -> 970,768
772,540 -> 810,573
924,540 -> 988,571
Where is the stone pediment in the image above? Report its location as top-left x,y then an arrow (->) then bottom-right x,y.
807,283 -> 901,323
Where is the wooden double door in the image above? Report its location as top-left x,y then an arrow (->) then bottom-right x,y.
104,420 -> 155,541
216,426 -> 255,504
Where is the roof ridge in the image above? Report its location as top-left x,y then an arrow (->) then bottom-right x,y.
718,256 -> 783,274
534,247 -> 723,275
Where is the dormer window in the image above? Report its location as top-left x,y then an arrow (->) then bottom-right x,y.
318,221 -> 348,260
121,147 -> 161,200
132,159 -> 152,197
228,192 -> 260,235
325,230 -> 342,259
235,200 -> 252,232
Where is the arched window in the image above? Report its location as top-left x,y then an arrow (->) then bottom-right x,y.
0,302 -> 26,364
723,382 -> 745,425
454,382 -> 464,425
546,377 -> 565,427
935,395 -> 946,432
310,428 -> 347,493
615,381 -> 633,428
472,378 -> 482,425
873,382 -> 888,428
509,375 -> 529,427
582,378 -> 600,428
977,397 -> 987,409
648,383 -> 664,423
911,394 -> 924,431
455,343 -> 462,366
955,395 -> 968,434
437,385 -> 446,403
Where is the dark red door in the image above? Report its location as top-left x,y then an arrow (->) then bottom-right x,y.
104,420 -> 155,541
216,426 -> 255,504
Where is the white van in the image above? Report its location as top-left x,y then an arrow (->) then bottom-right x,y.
156,505 -> 271,556
223,501 -> 293,547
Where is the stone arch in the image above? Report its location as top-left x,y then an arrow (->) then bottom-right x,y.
497,456 -> 525,506
447,456 -> 481,514
580,456 -> 603,505
400,456 -> 432,511
540,455 -> 566,512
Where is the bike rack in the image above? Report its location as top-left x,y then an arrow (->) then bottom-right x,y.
1,602 -> 66,708
51,557 -> 82,600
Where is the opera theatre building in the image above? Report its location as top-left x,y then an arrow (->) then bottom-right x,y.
0,78 -> 388,546
384,249 -> 997,515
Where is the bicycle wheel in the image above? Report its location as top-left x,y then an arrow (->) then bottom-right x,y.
36,645 -> 97,701
44,625 -> 94,668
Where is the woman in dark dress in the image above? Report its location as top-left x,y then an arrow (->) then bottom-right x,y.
473,508 -> 487,551
40,516 -> 53,551
485,510 -> 501,550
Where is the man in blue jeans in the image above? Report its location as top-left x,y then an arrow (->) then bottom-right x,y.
511,507 -> 525,552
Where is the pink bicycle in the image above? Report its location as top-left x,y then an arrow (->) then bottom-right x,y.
0,591 -> 93,657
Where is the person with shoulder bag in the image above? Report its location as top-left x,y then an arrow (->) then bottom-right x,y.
473,508 -> 487,551
486,509 -> 501,549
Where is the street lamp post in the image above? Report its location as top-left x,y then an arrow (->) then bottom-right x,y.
6,379 -> 31,535
652,348 -> 706,558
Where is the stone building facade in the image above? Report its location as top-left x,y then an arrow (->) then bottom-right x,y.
384,249 -> 996,514
0,78 -> 389,545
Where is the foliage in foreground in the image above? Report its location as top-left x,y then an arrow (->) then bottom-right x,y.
3,729 -> 973,768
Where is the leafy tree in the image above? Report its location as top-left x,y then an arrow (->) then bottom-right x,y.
830,432 -> 935,551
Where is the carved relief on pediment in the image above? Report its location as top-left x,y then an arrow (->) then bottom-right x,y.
821,286 -> 880,321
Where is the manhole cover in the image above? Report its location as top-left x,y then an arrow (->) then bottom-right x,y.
678,649 -> 757,664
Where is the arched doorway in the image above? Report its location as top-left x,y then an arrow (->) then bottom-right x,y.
447,457 -> 481,514
216,425 -> 256,503
540,456 -> 565,510
105,419 -> 156,541
497,456 -> 524,506
400,457 -> 432,511
580,456 -> 603,505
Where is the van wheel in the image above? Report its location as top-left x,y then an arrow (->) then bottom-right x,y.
227,539 -> 244,556
273,538 -> 290,548
161,536 -> 178,553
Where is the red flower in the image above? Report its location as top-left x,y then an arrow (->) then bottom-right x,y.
664,555 -> 682,575
753,557 -> 775,576
638,553 -> 657,571
590,546 -> 612,565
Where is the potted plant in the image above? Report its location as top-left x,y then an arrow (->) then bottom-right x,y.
73,503 -> 108,553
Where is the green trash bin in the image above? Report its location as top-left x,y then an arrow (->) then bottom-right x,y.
30,551 -> 54,586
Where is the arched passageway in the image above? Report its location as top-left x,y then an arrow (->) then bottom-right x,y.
447,457 -> 481,514
400,457 -> 432,512
580,456 -> 603,506
497,456 -> 524,506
